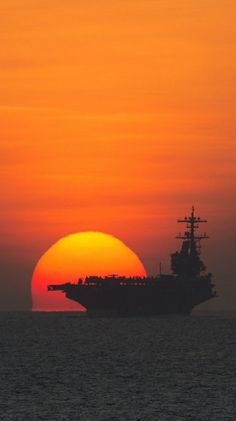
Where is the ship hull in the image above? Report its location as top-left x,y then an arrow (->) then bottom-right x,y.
52,278 -> 215,317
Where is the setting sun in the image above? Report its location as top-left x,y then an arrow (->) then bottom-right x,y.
32,231 -> 146,311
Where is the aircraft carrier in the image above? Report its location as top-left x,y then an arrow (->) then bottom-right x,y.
48,208 -> 216,316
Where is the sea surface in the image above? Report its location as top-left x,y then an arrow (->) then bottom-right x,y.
0,312 -> 235,421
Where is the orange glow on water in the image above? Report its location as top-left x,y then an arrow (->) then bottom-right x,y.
32,232 -> 146,311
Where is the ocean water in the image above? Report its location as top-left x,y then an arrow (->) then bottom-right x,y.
0,313 -> 235,421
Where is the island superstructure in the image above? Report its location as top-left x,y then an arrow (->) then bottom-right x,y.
48,208 -> 216,316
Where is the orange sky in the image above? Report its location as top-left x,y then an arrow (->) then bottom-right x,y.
1,0 -> 236,310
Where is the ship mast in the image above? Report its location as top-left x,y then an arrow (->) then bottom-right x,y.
176,206 -> 208,256
171,207 -> 209,277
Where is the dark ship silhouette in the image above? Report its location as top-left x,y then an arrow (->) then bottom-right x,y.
48,208 -> 216,316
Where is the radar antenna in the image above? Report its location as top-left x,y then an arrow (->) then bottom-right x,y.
176,206 -> 208,256
171,207 -> 209,277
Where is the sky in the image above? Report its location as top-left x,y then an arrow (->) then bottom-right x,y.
1,0 -> 236,310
